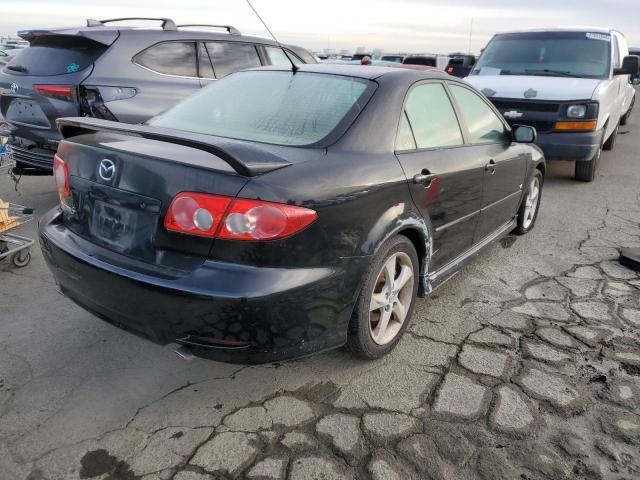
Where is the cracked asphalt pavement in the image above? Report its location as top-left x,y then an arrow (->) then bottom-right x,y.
1,104 -> 640,479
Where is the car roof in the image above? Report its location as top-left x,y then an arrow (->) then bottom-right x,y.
248,63 -> 451,81
20,24 -> 283,46
496,26 -> 619,35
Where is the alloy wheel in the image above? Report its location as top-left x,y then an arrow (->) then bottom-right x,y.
522,176 -> 540,230
369,252 -> 415,345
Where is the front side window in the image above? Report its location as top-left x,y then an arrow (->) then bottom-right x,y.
472,31 -> 611,79
134,42 -> 197,77
403,83 -> 463,149
449,85 -> 508,144
149,71 -> 375,147
205,42 -> 261,78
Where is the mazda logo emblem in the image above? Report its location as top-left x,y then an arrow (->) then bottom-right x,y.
10,83 -> 19,94
98,159 -> 116,181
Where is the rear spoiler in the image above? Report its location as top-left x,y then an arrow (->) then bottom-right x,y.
56,117 -> 292,177
18,29 -> 119,46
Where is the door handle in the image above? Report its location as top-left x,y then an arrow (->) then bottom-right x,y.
413,169 -> 437,187
485,159 -> 497,174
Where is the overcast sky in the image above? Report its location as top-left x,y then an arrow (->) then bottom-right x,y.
2,0 -> 639,54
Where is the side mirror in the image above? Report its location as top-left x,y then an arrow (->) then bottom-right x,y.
513,125 -> 537,143
614,55 -> 640,76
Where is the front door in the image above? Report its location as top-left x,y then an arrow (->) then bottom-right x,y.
448,83 -> 526,241
395,82 -> 484,271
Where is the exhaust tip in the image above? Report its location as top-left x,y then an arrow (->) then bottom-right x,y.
174,345 -> 195,361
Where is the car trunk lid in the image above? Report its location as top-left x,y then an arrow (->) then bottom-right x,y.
55,118 -> 295,272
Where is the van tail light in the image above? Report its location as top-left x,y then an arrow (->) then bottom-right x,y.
164,193 -> 317,240
34,85 -> 76,101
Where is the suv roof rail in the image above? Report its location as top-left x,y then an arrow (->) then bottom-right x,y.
177,24 -> 241,35
86,17 -> 178,31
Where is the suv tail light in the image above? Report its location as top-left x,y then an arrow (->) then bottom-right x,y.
165,193 -> 317,240
34,85 -> 76,101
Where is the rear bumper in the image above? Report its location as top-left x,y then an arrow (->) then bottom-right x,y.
534,129 -> 604,162
39,208 -> 364,363
10,144 -> 54,170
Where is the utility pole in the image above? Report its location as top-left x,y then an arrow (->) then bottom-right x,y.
468,17 -> 474,54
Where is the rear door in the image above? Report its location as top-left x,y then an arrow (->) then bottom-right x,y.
123,41 -> 201,123
395,81 -> 484,271
0,34 -> 108,150
448,83 -> 526,241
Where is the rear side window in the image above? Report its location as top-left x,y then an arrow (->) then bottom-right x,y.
134,42 -> 197,77
4,36 -> 106,76
206,42 -> 261,78
449,85 -> 508,144
404,83 -> 463,149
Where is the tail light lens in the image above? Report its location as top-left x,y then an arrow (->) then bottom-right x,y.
53,154 -> 70,197
164,193 -> 317,240
53,154 -> 74,211
34,85 -> 75,101
220,198 -> 317,240
165,193 -> 233,237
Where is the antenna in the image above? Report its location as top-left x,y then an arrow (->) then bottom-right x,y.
245,0 -> 298,73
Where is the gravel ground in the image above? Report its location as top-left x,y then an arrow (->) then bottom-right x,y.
1,104 -> 639,480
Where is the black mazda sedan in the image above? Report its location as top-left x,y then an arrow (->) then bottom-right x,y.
39,65 -> 545,363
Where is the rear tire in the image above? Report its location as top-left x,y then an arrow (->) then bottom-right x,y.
575,145 -> 601,182
347,235 -> 419,359
514,170 -> 543,235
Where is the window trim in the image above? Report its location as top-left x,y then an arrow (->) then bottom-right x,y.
445,81 -> 513,147
395,79 -> 467,154
132,40 -> 200,80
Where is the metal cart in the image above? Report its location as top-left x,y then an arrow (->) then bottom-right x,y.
1,146 -> 34,268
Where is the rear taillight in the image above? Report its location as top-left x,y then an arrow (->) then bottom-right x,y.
220,198 -> 317,240
164,193 -> 317,241
53,155 -> 70,197
164,193 -> 233,238
53,154 -> 74,211
34,85 -> 75,101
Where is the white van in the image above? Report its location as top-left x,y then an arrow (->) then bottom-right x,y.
466,28 -> 638,181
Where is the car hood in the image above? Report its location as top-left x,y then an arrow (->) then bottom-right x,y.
465,75 -> 603,101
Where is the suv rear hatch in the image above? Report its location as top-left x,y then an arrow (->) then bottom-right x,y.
0,31 -> 114,166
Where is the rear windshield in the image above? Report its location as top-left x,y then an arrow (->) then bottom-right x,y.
4,36 -> 106,76
148,71 -> 376,147
472,31 -> 611,79
404,57 -> 436,67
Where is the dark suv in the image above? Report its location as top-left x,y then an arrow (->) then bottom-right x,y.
0,17 -> 315,172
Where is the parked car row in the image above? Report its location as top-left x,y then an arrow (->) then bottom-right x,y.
1,18 -> 638,363
0,18 -> 316,172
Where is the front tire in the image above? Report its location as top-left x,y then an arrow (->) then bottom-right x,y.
347,235 -> 419,359
514,170 -> 543,235
603,123 -> 618,151
575,145 -> 601,182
